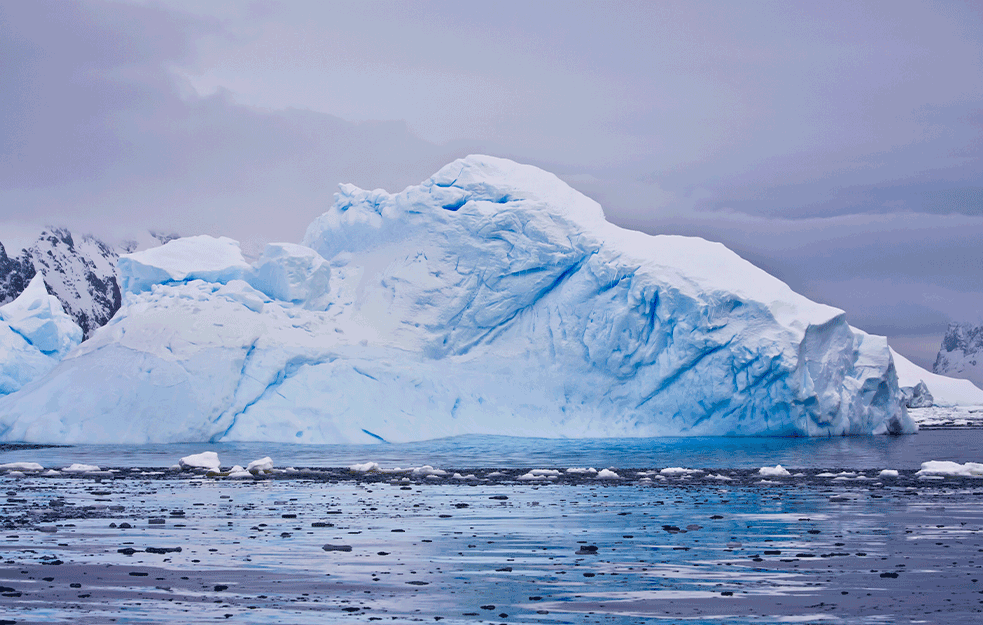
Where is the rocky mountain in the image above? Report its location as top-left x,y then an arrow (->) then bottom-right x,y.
0,228 -> 174,339
934,323 -> 983,389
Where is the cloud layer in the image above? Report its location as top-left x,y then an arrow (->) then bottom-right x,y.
1,0 -> 981,369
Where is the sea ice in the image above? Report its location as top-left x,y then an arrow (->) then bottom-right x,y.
0,155 -> 917,443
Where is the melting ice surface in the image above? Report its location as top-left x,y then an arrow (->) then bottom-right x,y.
0,155 -> 915,444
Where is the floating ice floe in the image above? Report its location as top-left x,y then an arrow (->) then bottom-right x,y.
916,461 -> 983,477
246,457 -> 274,474
179,451 -> 221,470
226,466 -> 253,479
411,466 -> 446,477
0,461 -> 43,472
61,463 -> 101,473
660,468 -> 703,476
518,469 -> 560,481
758,465 -> 792,477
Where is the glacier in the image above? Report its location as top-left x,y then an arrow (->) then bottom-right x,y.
0,155 -> 916,443
0,274 -> 83,396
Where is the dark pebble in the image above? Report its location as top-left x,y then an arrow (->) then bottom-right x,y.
214,584 -> 229,591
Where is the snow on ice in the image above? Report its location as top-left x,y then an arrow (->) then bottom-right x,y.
0,156 -> 922,443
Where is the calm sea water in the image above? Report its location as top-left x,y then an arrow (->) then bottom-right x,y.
2,429 -> 979,470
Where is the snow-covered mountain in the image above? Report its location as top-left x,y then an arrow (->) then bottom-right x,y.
893,348 -> 983,407
0,228 -> 175,339
0,156 -> 915,444
934,323 -> 983,389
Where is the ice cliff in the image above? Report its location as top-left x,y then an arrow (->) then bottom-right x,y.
0,156 -> 915,443
0,275 -> 82,395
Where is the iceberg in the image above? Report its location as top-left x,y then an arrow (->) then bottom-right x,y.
0,156 -> 914,443
0,274 -> 82,396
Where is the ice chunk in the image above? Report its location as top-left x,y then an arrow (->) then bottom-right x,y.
61,463 -> 101,473
916,461 -> 983,477
118,235 -> 251,294
349,462 -> 380,473
0,461 -> 43,471
596,469 -> 621,479
179,451 -> 221,470
758,465 -> 791,477
410,466 -> 446,477
246,456 -> 274,473
878,469 -> 899,478
660,468 -> 703,476
566,467 -> 597,474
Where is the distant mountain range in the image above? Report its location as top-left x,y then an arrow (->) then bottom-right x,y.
934,323 -> 983,389
0,228 -> 174,339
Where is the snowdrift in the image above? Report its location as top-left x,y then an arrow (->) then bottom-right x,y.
0,156 -> 915,443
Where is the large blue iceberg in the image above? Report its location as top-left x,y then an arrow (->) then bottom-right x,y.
0,156 -> 914,443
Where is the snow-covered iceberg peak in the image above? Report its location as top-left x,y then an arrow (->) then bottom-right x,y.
0,274 -> 82,396
118,235 -> 251,294
0,155 -> 913,443
0,274 -> 82,359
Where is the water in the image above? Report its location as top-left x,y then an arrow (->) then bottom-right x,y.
2,431 -> 982,623
2,429 -> 980,470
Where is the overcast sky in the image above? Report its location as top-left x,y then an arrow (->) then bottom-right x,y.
1,0 -> 981,370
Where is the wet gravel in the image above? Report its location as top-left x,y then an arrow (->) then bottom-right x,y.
0,467 -> 982,624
